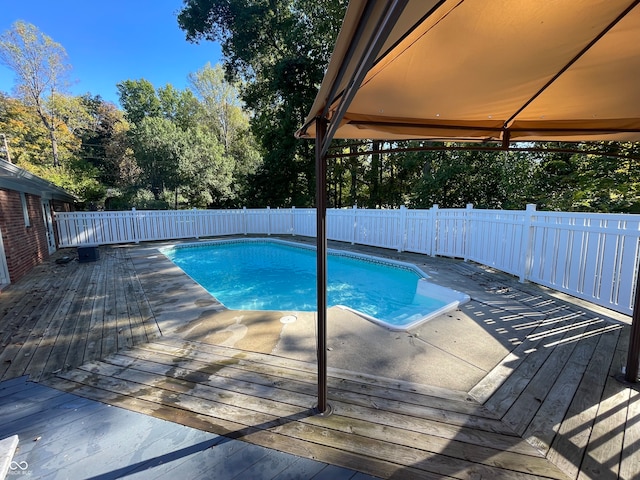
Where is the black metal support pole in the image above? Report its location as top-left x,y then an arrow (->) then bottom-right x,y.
625,260 -> 640,383
315,116 -> 330,414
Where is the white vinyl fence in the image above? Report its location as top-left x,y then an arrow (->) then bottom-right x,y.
55,205 -> 640,316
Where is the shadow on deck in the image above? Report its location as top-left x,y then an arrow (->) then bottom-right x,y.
0,240 -> 638,479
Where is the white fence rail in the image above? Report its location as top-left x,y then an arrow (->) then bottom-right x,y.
54,205 -> 640,316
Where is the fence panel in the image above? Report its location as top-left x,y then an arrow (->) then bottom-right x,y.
293,208 -> 316,237
403,209 -> 434,255
194,209 -> 245,237
466,209 -> 526,276
268,209 -> 295,235
434,208 -> 468,258
55,211 -> 136,246
244,208 -> 270,234
353,209 -> 399,249
133,210 -> 197,241
327,208 -> 356,243
528,212 -> 640,315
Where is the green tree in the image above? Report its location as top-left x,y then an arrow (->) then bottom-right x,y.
157,84 -> 202,130
0,93 -> 87,170
178,125 -> 233,206
188,63 -> 262,206
26,158 -> 105,206
0,21 -> 71,167
131,116 -> 232,208
131,116 -> 181,199
407,145 -> 519,209
0,93 -> 105,206
79,94 -> 140,190
496,149 -> 538,209
178,0 -> 347,207
116,79 -> 161,126
189,63 -> 243,150
569,142 -> 640,212
528,145 -> 579,211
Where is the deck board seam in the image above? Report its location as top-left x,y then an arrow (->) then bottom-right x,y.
96,350 -> 524,441
48,367 -> 570,480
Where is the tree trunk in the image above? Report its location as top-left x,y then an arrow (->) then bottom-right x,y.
369,141 -> 381,208
37,107 -> 61,167
349,146 -> 358,205
49,127 -> 61,167
337,158 -> 343,208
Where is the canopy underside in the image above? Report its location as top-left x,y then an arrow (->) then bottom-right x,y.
296,0 -> 640,143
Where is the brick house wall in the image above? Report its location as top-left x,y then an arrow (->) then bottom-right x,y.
0,188 -> 51,283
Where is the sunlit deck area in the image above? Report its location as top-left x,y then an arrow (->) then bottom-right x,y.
0,239 -> 638,479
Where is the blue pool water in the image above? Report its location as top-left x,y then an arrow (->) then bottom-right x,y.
161,239 -> 464,329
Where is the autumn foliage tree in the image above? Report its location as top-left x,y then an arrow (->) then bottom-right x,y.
0,21 -> 71,168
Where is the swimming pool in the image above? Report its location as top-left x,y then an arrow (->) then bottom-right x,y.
161,239 -> 469,330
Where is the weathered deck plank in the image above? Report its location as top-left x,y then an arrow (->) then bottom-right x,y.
92,352 -> 542,457
522,327 -> 605,454
0,248 -> 161,383
62,260 -> 101,370
50,338 -> 572,480
120,253 -> 153,346
0,274 -> 50,344
84,256 -> 108,361
126,343 -> 516,440
33,264 -> 96,380
46,375 -> 410,479
2,263 -> 85,380
502,320 -> 620,436
101,252 -> 119,357
577,327 -> 631,479
109,347 -> 537,455
546,327 -> 623,478
0,272 -> 67,380
619,388 -> 640,480
139,338 -> 488,418
470,312 -> 597,413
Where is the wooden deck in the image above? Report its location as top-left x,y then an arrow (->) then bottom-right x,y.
0,243 -> 639,479
1,376 -> 369,479
0,247 -> 160,382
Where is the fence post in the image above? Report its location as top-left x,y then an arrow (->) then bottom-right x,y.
430,204 -> 439,256
241,207 -> 246,235
193,207 -> 199,239
352,205 -> 358,245
291,206 -> 296,235
398,205 -> 407,252
464,203 -> 473,262
520,203 -> 537,283
131,207 -> 139,244
267,206 -> 271,236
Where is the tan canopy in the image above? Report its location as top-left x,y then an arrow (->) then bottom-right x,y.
299,0 -> 640,412
296,0 -> 640,145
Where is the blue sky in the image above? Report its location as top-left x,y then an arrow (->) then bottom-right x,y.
0,0 -> 222,105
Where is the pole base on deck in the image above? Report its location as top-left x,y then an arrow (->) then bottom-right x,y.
313,403 -> 334,417
614,372 -> 640,391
